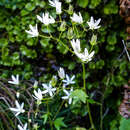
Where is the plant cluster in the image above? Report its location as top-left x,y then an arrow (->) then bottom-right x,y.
0,0 -> 129,130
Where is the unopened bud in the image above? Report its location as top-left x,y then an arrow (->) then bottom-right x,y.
90,34 -> 97,46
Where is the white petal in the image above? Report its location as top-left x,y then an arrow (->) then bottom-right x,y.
51,88 -> 56,92
12,75 -> 16,81
10,108 -> 19,112
49,91 -> 53,97
71,75 -> 75,81
62,80 -> 67,83
21,102 -> 24,109
63,89 -> 69,95
95,18 -> 101,26
15,100 -> 20,108
89,51 -> 95,58
24,123 -> 27,130
42,84 -> 48,89
42,90 -> 48,94
15,112 -> 20,116
37,15 -> 43,23
62,96 -> 69,99
8,81 -> 16,85
84,48 -> 89,56
18,124 -> 23,130
49,0 -> 56,7
69,98 -> 72,104
66,74 -> 69,81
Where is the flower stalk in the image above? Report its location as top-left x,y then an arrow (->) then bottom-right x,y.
82,63 -> 95,130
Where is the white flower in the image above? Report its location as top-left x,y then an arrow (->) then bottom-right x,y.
18,123 -> 28,130
37,12 -> 55,25
76,48 -> 95,62
25,24 -> 39,37
49,0 -> 62,14
62,87 -> 73,104
71,39 -> 81,53
71,39 -> 95,62
70,12 -> 83,24
8,75 -> 19,85
9,100 -> 25,116
42,83 -> 56,97
87,16 -> 101,30
33,89 -> 43,102
58,67 -> 65,79
62,74 -> 75,86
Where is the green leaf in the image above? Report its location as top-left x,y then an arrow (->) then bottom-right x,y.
104,1 -> 118,15
56,43 -> 68,54
54,117 -> 67,130
25,3 -> 35,11
87,99 -> 101,105
77,0 -> 88,8
42,114 -> 48,125
119,118 -> 130,130
21,9 -> 30,16
40,38 -> 50,47
107,33 -> 117,45
89,0 -> 101,9
0,38 -> 8,47
71,89 -> 88,103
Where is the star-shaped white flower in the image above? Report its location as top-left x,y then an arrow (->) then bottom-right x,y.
33,89 -> 43,102
49,0 -> 62,14
42,83 -> 56,97
25,24 -> 39,37
76,48 -> 95,62
58,67 -> 65,79
8,75 -> 19,85
70,12 -> 83,24
62,74 -> 75,86
18,123 -> 28,130
9,100 -> 25,116
71,39 -> 95,63
62,87 -> 73,104
87,16 -> 101,30
37,12 -> 55,25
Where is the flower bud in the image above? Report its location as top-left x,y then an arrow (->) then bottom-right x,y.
51,75 -> 57,86
58,68 -> 65,79
68,5 -> 73,15
90,34 -> 97,46
66,0 -> 72,3
33,80 -> 38,89
67,28 -> 73,39
59,21 -> 66,32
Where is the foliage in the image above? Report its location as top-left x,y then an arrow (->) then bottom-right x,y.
119,118 -> 130,130
0,0 -> 129,130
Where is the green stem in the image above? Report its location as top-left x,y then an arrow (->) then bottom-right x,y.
47,101 -> 53,130
82,63 -> 86,91
47,25 -> 52,37
59,14 -> 62,22
39,34 -> 50,39
100,104 -> 103,130
74,25 -> 79,38
82,63 -> 95,130
89,45 -> 93,53
53,101 -> 64,121
52,37 -> 74,54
